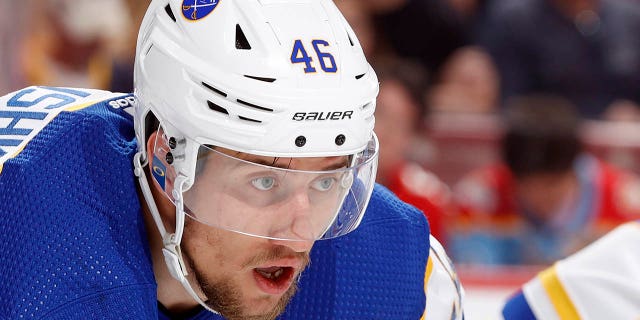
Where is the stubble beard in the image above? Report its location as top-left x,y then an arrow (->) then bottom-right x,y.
183,248 -> 305,320
196,270 -> 299,320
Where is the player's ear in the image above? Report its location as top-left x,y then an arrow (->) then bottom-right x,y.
145,129 -> 175,194
144,130 -> 177,229
146,131 -> 158,167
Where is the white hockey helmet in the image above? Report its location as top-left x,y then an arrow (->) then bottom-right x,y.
135,0 -> 378,158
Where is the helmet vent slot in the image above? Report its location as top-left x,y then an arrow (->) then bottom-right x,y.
355,73 -> 366,80
347,32 -> 354,46
235,24 -> 252,50
164,4 -> 177,22
244,75 -> 276,83
239,116 -> 262,123
207,101 -> 229,115
237,99 -> 274,112
361,103 -> 373,110
202,82 -> 228,97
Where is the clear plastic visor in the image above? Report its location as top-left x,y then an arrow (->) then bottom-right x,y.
152,129 -> 378,241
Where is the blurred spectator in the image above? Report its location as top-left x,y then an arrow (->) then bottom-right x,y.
427,46 -> 499,114
19,0 -> 131,90
0,0 -> 8,92
0,0 -> 31,94
602,99 -> 640,122
372,0 -> 468,77
374,60 -> 452,241
333,0 -> 376,59
443,0 -> 497,44
109,0 -> 150,93
336,0 -> 472,76
336,0 -> 502,116
451,95 -> 640,265
479,0 -> 640,119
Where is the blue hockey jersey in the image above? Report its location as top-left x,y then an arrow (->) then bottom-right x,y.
0,87 -> 433,319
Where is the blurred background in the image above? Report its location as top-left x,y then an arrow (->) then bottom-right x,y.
2,0 -> 640,318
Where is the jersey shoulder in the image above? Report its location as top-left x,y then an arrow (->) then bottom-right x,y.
503,221 -> 640,319
0,86 -> 135,173
0,87 -> 153,319
0,86 -> 132,115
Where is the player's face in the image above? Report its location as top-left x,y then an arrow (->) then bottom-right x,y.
183,149 -> 351,241
180,152 -> 349,319
515,171 -> 577,219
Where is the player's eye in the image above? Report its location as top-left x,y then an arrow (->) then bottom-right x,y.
251,177 -> 276,191
311,177 -> 336,191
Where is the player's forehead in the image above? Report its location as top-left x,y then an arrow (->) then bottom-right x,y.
214,147 -> 349,171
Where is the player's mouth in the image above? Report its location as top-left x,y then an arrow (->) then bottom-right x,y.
252,260 -> 300,295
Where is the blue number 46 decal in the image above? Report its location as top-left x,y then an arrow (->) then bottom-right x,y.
291,39 -> 338,73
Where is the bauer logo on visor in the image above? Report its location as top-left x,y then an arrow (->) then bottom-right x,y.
182,0 -> 220,21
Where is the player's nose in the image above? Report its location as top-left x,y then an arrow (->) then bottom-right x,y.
268,190 -> 317,251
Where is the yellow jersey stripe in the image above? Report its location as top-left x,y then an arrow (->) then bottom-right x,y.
420,256 -> 435,320
539,265 -> 580,320
64,100 -> 100,112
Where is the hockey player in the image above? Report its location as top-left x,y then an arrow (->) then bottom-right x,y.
0,0 -> 462,319
502,220 -> 640,319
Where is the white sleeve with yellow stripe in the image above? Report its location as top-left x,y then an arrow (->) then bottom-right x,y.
521,221 -> 640,320
423,235 -> 465,320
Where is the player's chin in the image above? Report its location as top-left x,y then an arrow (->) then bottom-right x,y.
245,285 -> 297,319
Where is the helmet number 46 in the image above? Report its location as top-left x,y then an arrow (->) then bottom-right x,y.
291,39 -> 338,73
